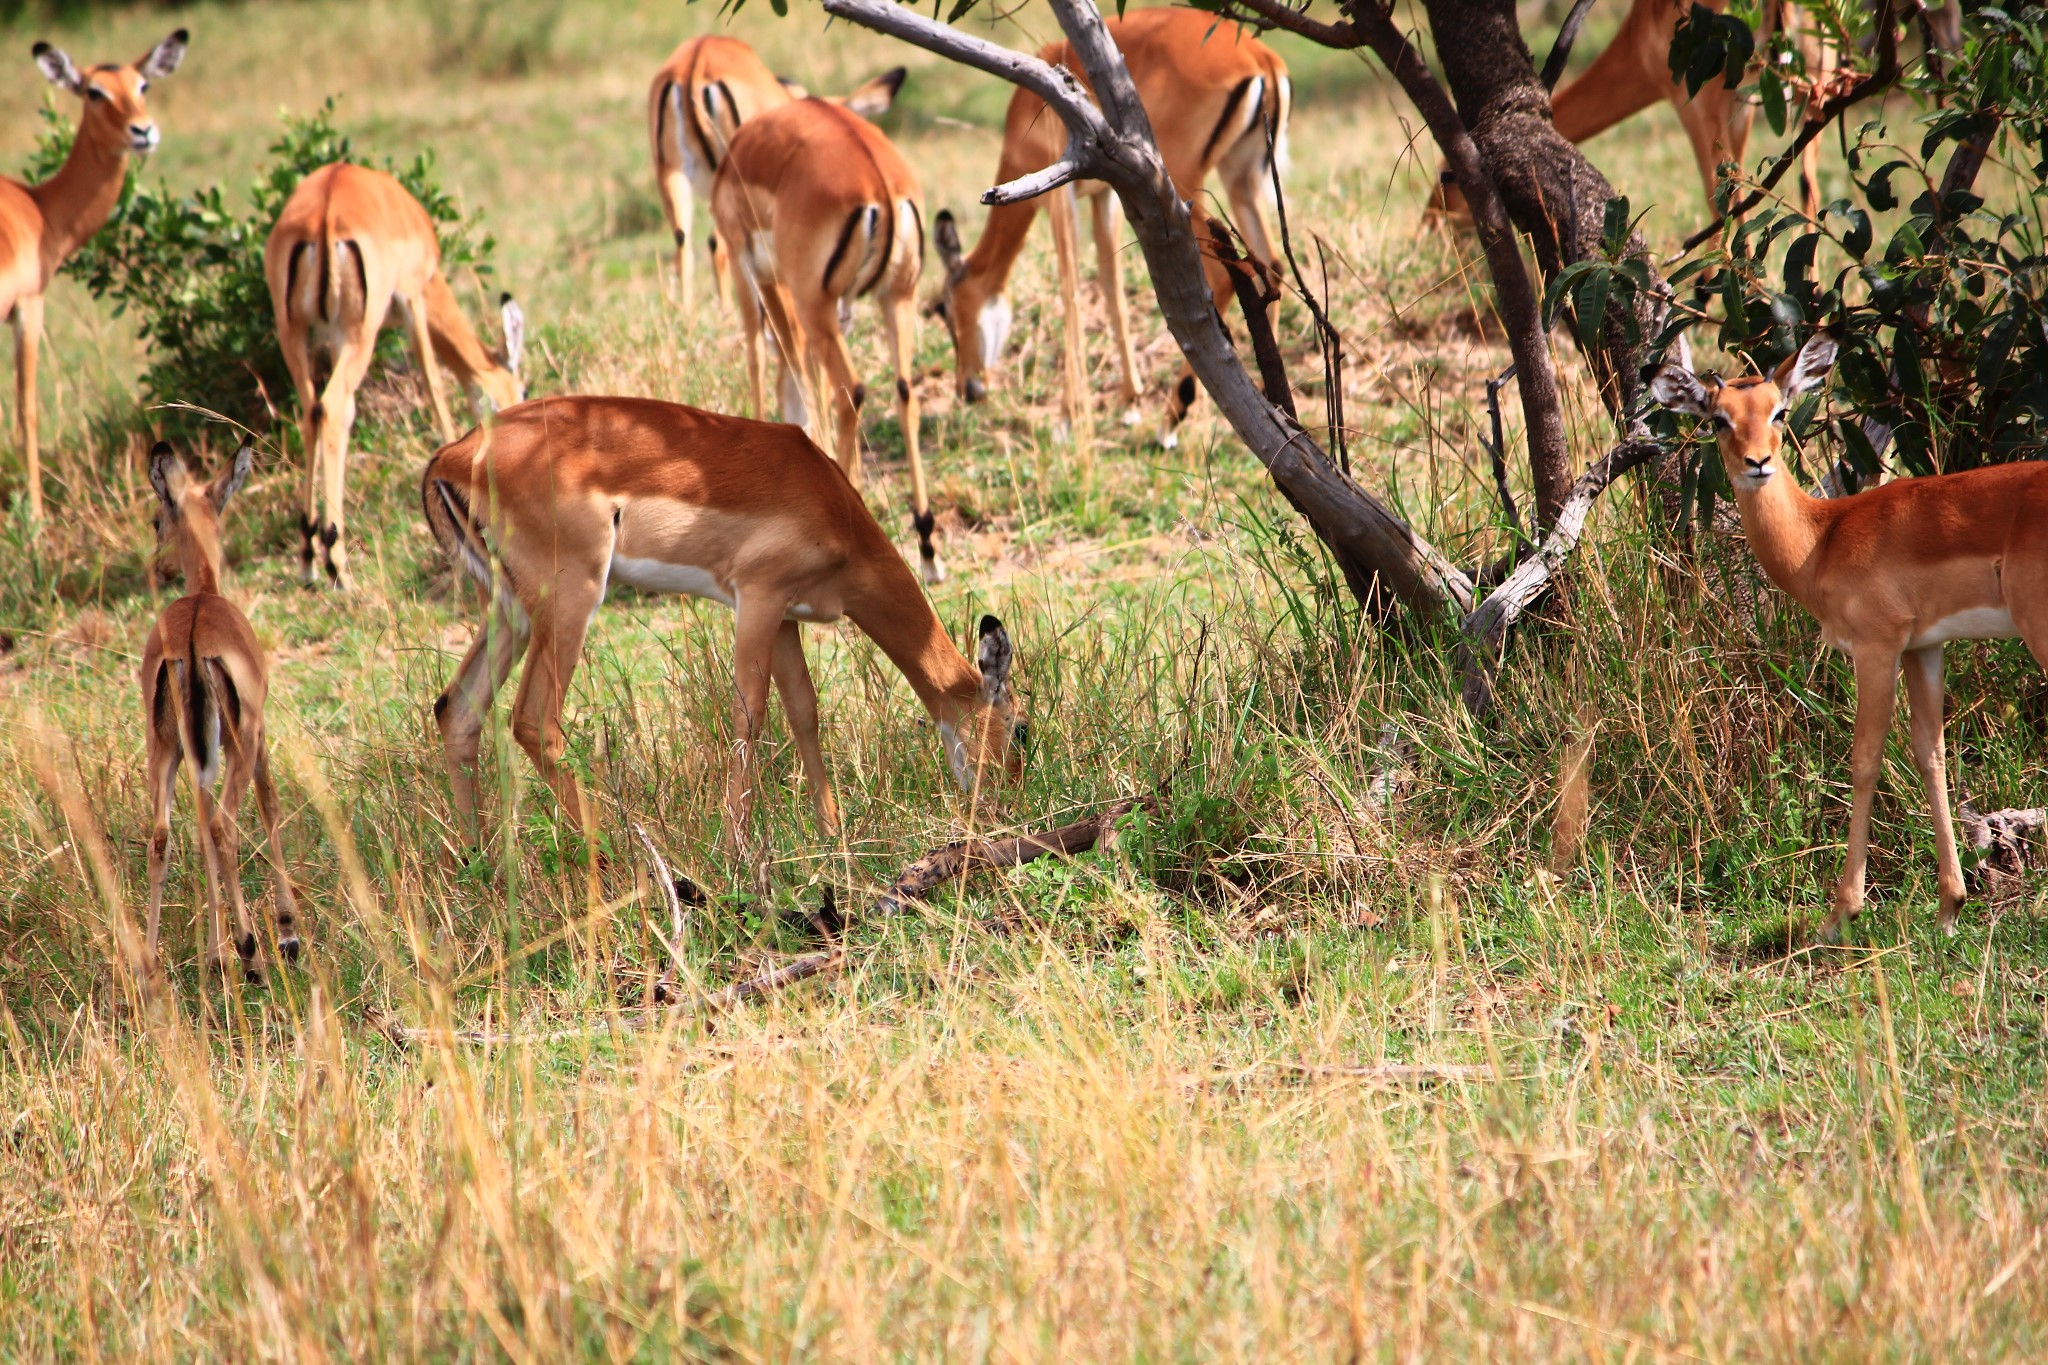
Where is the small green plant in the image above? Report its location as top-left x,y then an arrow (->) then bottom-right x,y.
25,95 -> 497,434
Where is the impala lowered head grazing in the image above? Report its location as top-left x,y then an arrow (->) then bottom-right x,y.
1649,329 -> 2048,940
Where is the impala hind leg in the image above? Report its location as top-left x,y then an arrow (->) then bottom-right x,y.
796,298 -> 865,483
1822,650 -> 1902,941
13,295 -> 42,521
276,325 -> 322,584
250,737 -> 301,963
437,599 -> 533,836
313,338 -> 378,592
880,291 -> 939,582
655,156 -> 695,314
1903,646 -> 1967,932
770,620 -> 840,836
142,705 -> 180,978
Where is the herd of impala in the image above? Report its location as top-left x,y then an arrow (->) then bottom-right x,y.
1,3 -> 2033,986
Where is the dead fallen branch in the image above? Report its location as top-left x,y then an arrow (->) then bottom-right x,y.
1202,1059 -> 1503,1090
1960,802 -> 2047,885
874,796 -> 1156,916
370,798 -> 1156,1047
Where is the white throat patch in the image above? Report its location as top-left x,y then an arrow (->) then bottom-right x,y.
939,720 -> 971,791
977,296 -> 1013,370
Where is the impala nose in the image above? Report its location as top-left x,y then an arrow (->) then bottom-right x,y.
964,376 -> 987,404
1746,458 -> 1772,480
129,124 -> 159,152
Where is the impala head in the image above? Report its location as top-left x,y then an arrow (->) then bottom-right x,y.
931,210 -> 1008,404
150,438 -> 251,590
35,29 -> 186,157
1648,331 -> 1839,492
476,293 -> 527,412
943,615 -> 1027,797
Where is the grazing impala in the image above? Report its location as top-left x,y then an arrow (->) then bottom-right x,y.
1649,332 -> 2048,938
649,34 -> 905,314
421,396 -> 1023,864
711,98 -> 941,581
264,162 -> 525,591
1430,0 -> 1835,226
3,29 -> 186,521
931,6 -> 1289,445
139,440 -> 300,985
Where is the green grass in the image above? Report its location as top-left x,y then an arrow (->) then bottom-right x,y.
2,0 -> 2046,1358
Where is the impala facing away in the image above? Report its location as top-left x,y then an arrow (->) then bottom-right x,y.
1650,332 -> 2048,938
932,5 -> 1289,445
422,396 -> 1023,867
1429,0 -> 1835,225
712,97 -> 941,580
3,29 -> 186,521
139,440 -> 300,985
649,34 -> 904,315
265,162 -> 525,591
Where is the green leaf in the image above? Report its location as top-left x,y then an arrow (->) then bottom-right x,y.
1761,68 -> 1787,136
1576,268 -> 1612,352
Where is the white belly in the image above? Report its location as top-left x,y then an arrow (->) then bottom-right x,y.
608,555 -> 735,607
1906,606 -> 2019,649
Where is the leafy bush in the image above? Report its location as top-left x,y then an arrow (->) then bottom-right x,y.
1669,4 -> 2048,478
25,96 -> 497,434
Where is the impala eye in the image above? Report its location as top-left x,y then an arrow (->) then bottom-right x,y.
138,80 -> 149,94
1770,407 -> 1787,425
1712,413 -> 1734,431
86,86 -> 107,102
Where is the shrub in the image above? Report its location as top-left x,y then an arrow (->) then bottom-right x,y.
25,96 -> 497,435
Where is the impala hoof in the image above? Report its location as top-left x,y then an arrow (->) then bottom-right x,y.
278,935 -> 302,965
920,554 -> 945,586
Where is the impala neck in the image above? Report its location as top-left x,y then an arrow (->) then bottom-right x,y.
424,274 -> 514,401
29,123 -> 130,278
174,517 -> 224,597
962,200 -> 1040,298
848,548 -> 986,729
1731,462 -> 1827,608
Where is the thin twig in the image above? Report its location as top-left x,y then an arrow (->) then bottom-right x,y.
1540,0 -> 1600,91
632,823 -> 687,1002
1481,362 -> 1526,549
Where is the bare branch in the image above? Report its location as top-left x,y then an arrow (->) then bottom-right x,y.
1679,0 -> 1904,252
1218,0 -> 1362,48
1540,0 -> 1600,90
1458,436 -> 1663,713
875,796 -> 1154,916
983,158 -> 1084,206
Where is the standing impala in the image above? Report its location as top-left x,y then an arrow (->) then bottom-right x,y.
649,34 -> 905,315
264,162 -> 525,592
1430,0 -> 1835,226
711,98 -> 941,581
1650,332 -> 2048,938
931,6 -> 1289,446
3,30 -> 186,521
421,396 -> 1023,866
139,440 -> 299,985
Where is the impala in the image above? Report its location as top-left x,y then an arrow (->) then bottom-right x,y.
1649,332 -> 2048,938
711,98 -> 941,581
4,30 -> 186,521
649,34 -> 905,314
139,439 -> 299,984
421,395 -> 1023,864
264,162 -> 526,592
1430,0 -> 1834,224
931,5 -> 1289,445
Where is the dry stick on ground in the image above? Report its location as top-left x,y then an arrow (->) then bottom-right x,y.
369,799 -> 1153,1047
821,0 -> 1475,620
1677,0 -> 1906,254
1958,802 -> 2048,885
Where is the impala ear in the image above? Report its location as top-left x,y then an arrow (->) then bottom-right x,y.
1646,364 -> 1713,416
138,28 -> 187,80
977,614 -> 1013,706
1774,330 -> 1839,399
499,293 -> 525,374
210,439 -> 253,512
33,42 -> 82,94
842,66 -> 906,118
776,74 -> 811,100
933,210 -> 963,273
147,440 -> 189,511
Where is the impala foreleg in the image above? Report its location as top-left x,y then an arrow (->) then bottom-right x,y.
881,292 -> 939,582
770,620 -> 840,836
508,581 -> 601,843
1903,647 -> 1967,932
402,289 -> 459,446
1046,186 -> 1088,441
1824,650 -> 1902,939
725,594 -> 791,884
14,296 -> 43,521
436,599 -> 532,835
